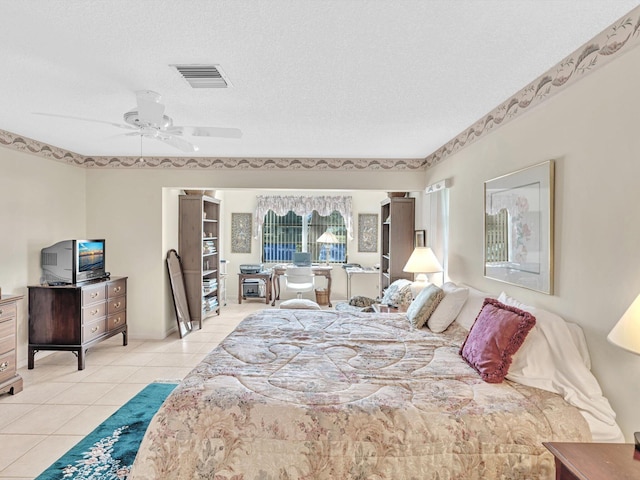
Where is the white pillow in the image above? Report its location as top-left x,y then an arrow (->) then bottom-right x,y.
279,299 -> 321,310
454,285 -> 495,330
498,292 -> 624,442
427,282 -> 469,333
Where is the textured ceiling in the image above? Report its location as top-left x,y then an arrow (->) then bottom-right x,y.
1,1 -> 638,159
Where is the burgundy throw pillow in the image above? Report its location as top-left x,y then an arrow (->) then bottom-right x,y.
460,298 -> 536,383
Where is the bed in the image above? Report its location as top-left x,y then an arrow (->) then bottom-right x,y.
130,285 -> 623,480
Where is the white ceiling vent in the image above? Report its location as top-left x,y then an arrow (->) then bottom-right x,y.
171,64 -> 230,88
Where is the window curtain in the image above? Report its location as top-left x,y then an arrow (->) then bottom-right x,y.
254,195 -> 353,239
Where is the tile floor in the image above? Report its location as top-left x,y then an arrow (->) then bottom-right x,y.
0,300 -> 272,479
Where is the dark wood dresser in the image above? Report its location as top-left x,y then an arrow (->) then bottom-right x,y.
0,294 -> 24,395
28,276 -> 127,370
544,442 -> 640,480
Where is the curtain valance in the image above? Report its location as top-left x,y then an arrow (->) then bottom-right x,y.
254,195 -> 353,239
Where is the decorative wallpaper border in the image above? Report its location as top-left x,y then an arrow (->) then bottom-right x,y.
2,5 -> 640,171
0,130 -> 427,171
424,6 -> 640,167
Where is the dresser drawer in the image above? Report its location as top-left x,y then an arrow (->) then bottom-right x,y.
83,318 -> 107,343
0,302 -> 16,322
107,311 -> 126,331
107,279 -> 126,298
0,350 -> 16,383
107,296 -> 126,315
82,284 -> 106,306
82,302 -> 106,324
0,317 -> 15,354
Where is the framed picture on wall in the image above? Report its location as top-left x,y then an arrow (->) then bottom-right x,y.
231,213 -> 252,253
358,213 -> 378,252
484,160 -> 554,294
414,230 -> 426,247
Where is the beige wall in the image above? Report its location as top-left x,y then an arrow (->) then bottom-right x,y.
424,44 -> 640,441
0,149 -> 87,365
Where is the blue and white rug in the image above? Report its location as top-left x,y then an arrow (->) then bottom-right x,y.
36,382 -> 177,480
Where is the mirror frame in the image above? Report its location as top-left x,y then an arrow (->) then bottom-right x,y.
166,249 -> 193,338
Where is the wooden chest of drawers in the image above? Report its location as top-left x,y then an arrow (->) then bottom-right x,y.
28,277 -> 127,370
0,294 -> 23,395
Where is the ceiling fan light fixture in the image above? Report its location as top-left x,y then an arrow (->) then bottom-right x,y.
124,111 -> 173,129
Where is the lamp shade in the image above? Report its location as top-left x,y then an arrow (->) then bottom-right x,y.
607,293 -> 640,355
316,231 -> 338,244
403,247 -> 443,274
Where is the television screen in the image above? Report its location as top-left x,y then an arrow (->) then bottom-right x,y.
77,240 -> 105,273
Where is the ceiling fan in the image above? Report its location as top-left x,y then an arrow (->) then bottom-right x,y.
35,90 -> 242,153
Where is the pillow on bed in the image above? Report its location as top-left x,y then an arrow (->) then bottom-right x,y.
498,292 -> 591,369
427,282 -> 469,332
406,284 -> 444,329
380,279 -> 413,307
454,285 -> 496,330
497,292 -> 624,442
460,298 -> 536,383
279,299 -> 321,310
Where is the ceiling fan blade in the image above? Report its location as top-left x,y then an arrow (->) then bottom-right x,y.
156,133 -> 199,153
164,126 -> 184,136
187,126 -> 243,138
33,112 -> 135,130
135,90 -> 165,126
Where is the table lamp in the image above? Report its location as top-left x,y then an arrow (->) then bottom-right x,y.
607,292 -> 640,451
402,246 -> 443,297
316,231 -> 338,265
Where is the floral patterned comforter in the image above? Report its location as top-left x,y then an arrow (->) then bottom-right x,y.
130,309 -> 590,480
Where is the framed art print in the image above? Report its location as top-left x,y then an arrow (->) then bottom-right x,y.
231,213 -> 252,254
484,160 -> 554,294
358,213 -> 378,252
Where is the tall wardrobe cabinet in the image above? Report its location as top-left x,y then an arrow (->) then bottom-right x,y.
179,194 -> 220,328
380,196 -> 415,296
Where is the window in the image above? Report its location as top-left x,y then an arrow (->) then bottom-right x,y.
262,210 -> 346,263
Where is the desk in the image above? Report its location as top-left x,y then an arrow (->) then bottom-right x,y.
238,272 -> 272,305
345,267 -> 379,299
544,442 -> 640,480
272,265 -> 333,307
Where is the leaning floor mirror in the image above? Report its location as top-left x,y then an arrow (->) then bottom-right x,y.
166,249 -> 193,338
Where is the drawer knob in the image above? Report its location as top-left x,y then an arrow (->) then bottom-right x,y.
0,361 -> 8,372
114,286 -> 121,293
90,292 -> 99,298
114,317 -> 121,324
91,309 -> 99,316
91,326 -> 99,333
114,302 -> 121,308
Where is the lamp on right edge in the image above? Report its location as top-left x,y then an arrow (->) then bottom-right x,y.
607,293 -> 640,451
607,293 -> 640,356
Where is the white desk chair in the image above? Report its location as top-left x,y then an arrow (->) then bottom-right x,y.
284,265 -> 315,299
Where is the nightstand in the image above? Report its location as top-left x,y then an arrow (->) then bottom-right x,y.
372,304 -> 408,314
543,442 -> 640,480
